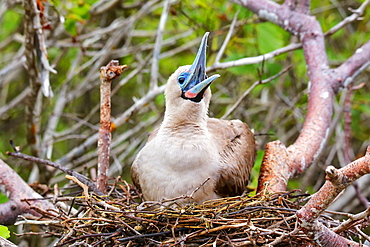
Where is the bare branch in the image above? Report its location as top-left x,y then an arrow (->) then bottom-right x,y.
0,87 -> 30,116
24,0 -> 56,98
296,147 -> 370,245
150,0 -> 171,90
305,222 -> 361,247
0,159 -> 55,225
23,0 -> 43,158
208,42 -> 301,72
214,10 -> 239,65
296,0 -> 311,14
333,207 -> 370,234
97,61 -> 127,193
41,50 -> 85,160
6,152 -> 104,196
325,0 -> 370,36
90,0 -> 120,15
233,0 -> 370,191
56,84 -> 165,166
297,147 -> 370,223
221,65 -> 291,119
336,40 -> 370,88
257,141 -> 290,193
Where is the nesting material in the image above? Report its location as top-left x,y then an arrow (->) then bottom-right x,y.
18,179 -> 356,246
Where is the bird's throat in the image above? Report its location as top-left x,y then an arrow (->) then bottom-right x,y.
181,87 -> 208,103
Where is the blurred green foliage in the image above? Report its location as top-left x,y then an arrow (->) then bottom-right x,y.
0,193 -> 8,204
0,225 -> 10,239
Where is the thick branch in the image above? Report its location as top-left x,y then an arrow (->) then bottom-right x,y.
257,141 -> 290,192
234,0 -> 370,192
0,159 -> 55,225
237,0 -> 334,176
296,146 -> 370,246
305,222 -> 361,247
297,147 -> 370,222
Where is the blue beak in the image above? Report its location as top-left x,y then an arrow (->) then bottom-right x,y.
179,32 -> 220,102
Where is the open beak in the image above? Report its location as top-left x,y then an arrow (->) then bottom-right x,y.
182,32 -> 220,101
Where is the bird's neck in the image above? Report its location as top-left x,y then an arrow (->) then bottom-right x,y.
162,101 -> 208,129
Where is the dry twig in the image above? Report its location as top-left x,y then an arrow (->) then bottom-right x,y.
97,60 -> 127,193
6,151 -> 104,196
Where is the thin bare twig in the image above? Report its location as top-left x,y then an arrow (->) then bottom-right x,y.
333,207 -> 370,233
221,65 -> 292,119
150,0 -> 171,90
214,10 -> 239,65
208,42 -> 301,71
325,0 -> 370,36
56,84 -> 165,166
343,83 -> 369,208
6,151 -> 104,196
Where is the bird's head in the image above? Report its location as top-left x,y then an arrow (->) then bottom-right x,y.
165,32 -> 220,107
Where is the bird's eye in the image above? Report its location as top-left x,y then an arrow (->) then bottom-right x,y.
178,76 -> 186,84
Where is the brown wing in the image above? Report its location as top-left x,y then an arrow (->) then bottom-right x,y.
207,118 -> 256,197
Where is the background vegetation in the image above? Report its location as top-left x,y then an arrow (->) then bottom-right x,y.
0,0 -> 369,242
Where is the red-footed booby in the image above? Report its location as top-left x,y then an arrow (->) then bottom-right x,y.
131,32 -> 255,205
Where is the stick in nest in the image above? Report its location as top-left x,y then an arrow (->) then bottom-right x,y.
137,177 -> 211,210
6,151 -> 104,196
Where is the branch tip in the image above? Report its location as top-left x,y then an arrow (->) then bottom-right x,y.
100,61 -> 128,81
325,166 -> 347,185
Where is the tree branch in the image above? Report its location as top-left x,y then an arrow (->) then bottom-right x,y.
97,61 -> 127,193
336,40 -> 370,88
6,152 -> 104,196
0,159 -> 55,225
232,1 -> 370,244
149,0 -> 171,90
23,0 -> 42,158
221,66 -> 292,120
56,84 -> 165,166
208,42 -> 301,71
232,0 -> 370,191
296,146 -> 370,246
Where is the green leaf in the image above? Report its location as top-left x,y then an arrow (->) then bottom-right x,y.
256,22 -> 285,53
64,18 -> 77,36
0,225 -> 10,239
248,149 -> 264,194
62,1 -> 92,36
0,10 -> 21,40
0,192 -> 8,203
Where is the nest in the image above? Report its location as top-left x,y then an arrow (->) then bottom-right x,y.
18,178 -> 356,246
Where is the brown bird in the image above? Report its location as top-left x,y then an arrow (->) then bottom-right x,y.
131,32 -> 255,206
